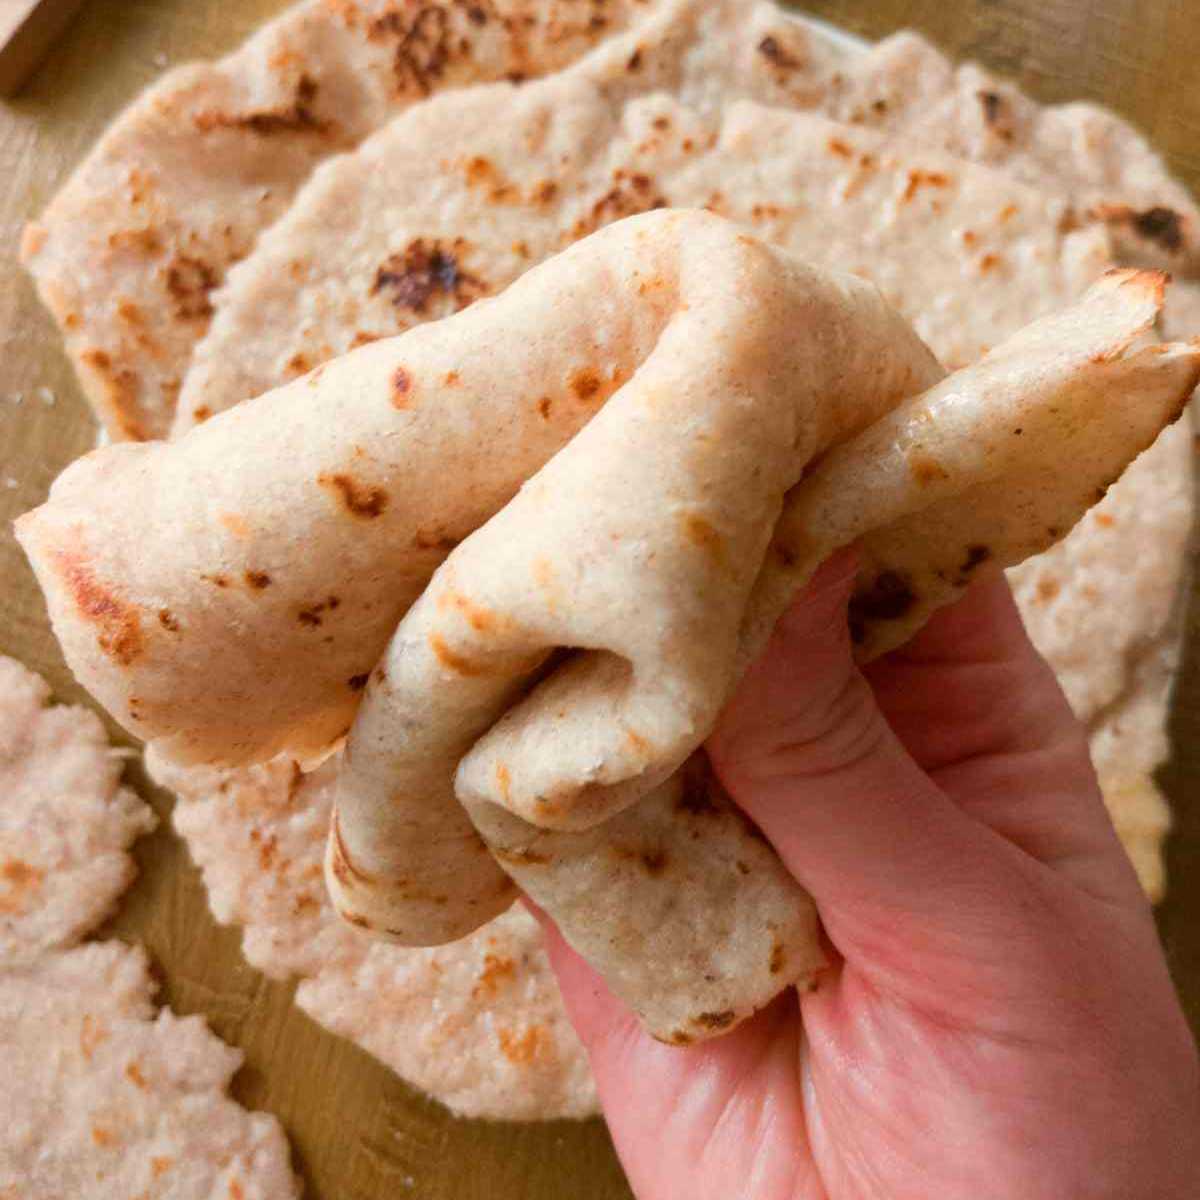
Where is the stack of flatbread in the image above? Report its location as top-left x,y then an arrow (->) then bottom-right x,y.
19,0 -> 1200,1119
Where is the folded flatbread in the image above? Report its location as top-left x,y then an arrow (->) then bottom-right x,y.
20,212 -> 1199,1040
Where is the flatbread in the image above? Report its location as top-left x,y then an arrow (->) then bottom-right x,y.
786,29 -> 1200,275
0,655 -> 155,963
0,658 -> 299,1192
1008,418 -> 1195,720
173,10 -> 1112,433
20,0 -> 844,441
149,750 -> 597,1121
21,215 -> 1197,1042
0,940 -> 299,1198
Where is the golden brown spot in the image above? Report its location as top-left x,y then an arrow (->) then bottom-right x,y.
537,396 -> 552,419
157,608 -> 180,633
695,1009 -> 736,1030
391,367 -> 414,407
828,136 -> 854,159
285,351 -> 311,377
348,673 -> 369,691
626,48 -> 642,71
80,1014 -> 106,1060
625,728 -> 651,756
1036,576 -> 1061,603
961,229 -> 978,246
193,74 -> 329,136
229,1180 -> 246,1200
192,405 -> 213,423
652,115 -> 671,131
997,203 -> 1019,223
318,472 -> 389,519
769,941 -> 786,975
151,1157 -> 173,1178
0,859 -> 44,913
495,763 -> 512,802
201,573 -> 230,589
901,169 -> 952,203
681,513 -> 727,569
473,953 -> 516,999
244,570 -> 272,590
570,367 -> 603,402
531,179 -> 558,205
349,331 -> 382,350
979,252 -> 1002,273
124,1061 -> 148,1089
1095,512 -> 1115,528
54,551 -> 143,666
497,1025 -> 548,1065
910,453 -> 950,486
164,256 -> 217,321
91,1124 -> 116,1148
443,369 -> 461,386
429,632 -> 487,675
79,350 -> 144,439
669,1029 -> 694,1045
441,591 -> 501,633
218,512 -> 250,538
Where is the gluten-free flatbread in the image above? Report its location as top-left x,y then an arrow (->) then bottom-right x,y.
20,215 -> 1199,1043
0,658 -> 299,1193
18,0 -> 679,440
0,940 -> 299,1198
150,750 -> 597,1120
0,655 -> 155,963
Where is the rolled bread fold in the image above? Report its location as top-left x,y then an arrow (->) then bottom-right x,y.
18,212 -> 1199,1042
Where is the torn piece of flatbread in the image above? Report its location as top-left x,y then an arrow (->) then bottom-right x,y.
0,940 -> 299,1198
0,655 -> 155,963
149,751 -> 596,1121
20,0 -> 845,441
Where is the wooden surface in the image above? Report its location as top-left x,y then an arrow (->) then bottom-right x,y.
0,1 -> 1197,1196
0,0 -> 86,96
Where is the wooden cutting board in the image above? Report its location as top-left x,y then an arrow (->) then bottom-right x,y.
0,2 -> 1196,1196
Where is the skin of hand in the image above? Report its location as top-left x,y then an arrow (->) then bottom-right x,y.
536,550 -> 1200,1200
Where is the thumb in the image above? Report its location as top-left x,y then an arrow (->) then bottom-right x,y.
708,550 -> 1008,947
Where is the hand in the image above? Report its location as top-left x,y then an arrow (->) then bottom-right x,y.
537,551 -> 1200,1200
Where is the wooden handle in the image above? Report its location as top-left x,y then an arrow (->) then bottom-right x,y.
0,0 -> 87,97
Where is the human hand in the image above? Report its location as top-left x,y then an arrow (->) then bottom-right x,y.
537,551 -> 1200,1200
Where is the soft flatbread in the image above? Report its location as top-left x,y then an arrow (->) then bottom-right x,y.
18,0 -> 680,440
150,750 -> 597,1120
20,215 -> 1198,1041
0,940 -> 299,1197
0,655 -> 155,964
